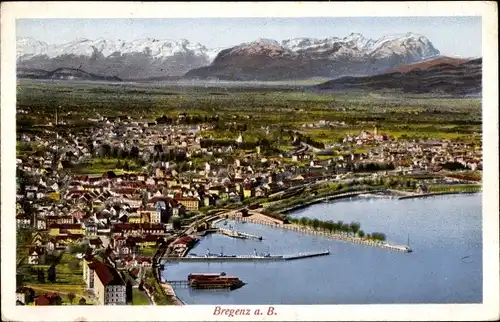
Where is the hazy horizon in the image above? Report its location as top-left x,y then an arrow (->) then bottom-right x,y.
17,17 -> 482,58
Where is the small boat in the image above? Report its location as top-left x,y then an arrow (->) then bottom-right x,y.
223,221 -> 228,226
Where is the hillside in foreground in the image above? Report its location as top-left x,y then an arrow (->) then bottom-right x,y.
314,58 -> 482,95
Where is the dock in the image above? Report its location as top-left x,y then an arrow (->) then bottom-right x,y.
162,250 -> 330,262
283,250 -> 330,260
167,280 -> 190,288
162,255 -> 282,262
218,227 -> 262,240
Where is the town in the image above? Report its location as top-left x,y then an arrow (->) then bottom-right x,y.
15,102 -> 482,306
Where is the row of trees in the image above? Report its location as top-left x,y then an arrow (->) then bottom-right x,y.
156,114 -> 220,125
33,264 -> 57,283
97,144 -> 140,160
290,132 -> 325,149
149,149 -> 188,163
287,216 -> 386,241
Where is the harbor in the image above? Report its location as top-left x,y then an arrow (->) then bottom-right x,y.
161,194 -> 481,305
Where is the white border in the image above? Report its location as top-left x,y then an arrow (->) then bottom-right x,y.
1,2 -> 498,321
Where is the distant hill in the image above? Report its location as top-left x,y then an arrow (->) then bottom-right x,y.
314,58 -> 482,95
17,68 -> 122,81
386,56 -> 473,73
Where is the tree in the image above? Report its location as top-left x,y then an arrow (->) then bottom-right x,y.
67,292 -> 76,304
299,217 -> 309,226
126,280 -> 133,304
47,264 -> 56,283
311,218 -> 320,230
326,220 -> 335,233
357,230 -> 365,238
172,217 -> 181,230
50,295 -> 63,305
78,297 -> 86,305
37,269 -> 45,283
130,146 -> 140,159
349,221 -> 361,236
98,144 -> 111,158
111,146 -> 119,158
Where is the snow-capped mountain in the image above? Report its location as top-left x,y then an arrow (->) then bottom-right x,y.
281,32 -> 439,61
17,33 -> 441,81
17,37 -> 220,79
188,33 -> 440,80
17,37 -> 212,60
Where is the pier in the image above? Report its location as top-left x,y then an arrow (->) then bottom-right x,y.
162,256 -> 282,262
217,227 -> 263,240
161,250 -> 331,262
283,250 -> 330,260
167,280 -> 190,288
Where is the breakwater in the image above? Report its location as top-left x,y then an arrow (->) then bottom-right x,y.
229,215 -> 412,253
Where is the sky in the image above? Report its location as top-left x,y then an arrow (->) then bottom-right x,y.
16,17 -> 482,58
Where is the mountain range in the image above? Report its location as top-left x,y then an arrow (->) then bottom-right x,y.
17,33 -> 442,81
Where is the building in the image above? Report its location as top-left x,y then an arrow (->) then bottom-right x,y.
16,214 -> 31,229
49,223 -> 84,236
175,197 -> 199,211
16,287 -> 34,305
85,258 -> 126,305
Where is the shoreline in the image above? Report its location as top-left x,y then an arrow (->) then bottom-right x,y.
397,190 -> 480,200
160,280 -> 185,306
277,189 -> 386,214
274,189 -> 481,215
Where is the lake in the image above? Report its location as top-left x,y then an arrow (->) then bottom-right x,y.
161,194 -> 482,304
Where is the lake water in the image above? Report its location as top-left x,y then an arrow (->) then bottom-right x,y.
162,194 -> 482,304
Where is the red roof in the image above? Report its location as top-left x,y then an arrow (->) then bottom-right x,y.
173,236 -> 196,245
113,188 -> 138,195
91,260 -> 124,286
148,196 -> 172,205
35,293 -> 60,306
119,181 -> 147,188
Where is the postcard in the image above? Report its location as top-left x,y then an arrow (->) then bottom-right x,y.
1,1 -> 498,321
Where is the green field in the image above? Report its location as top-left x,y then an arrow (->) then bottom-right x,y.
72,158 -> 142,175
17,80 -> 482,155
132,289 -> 150,305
